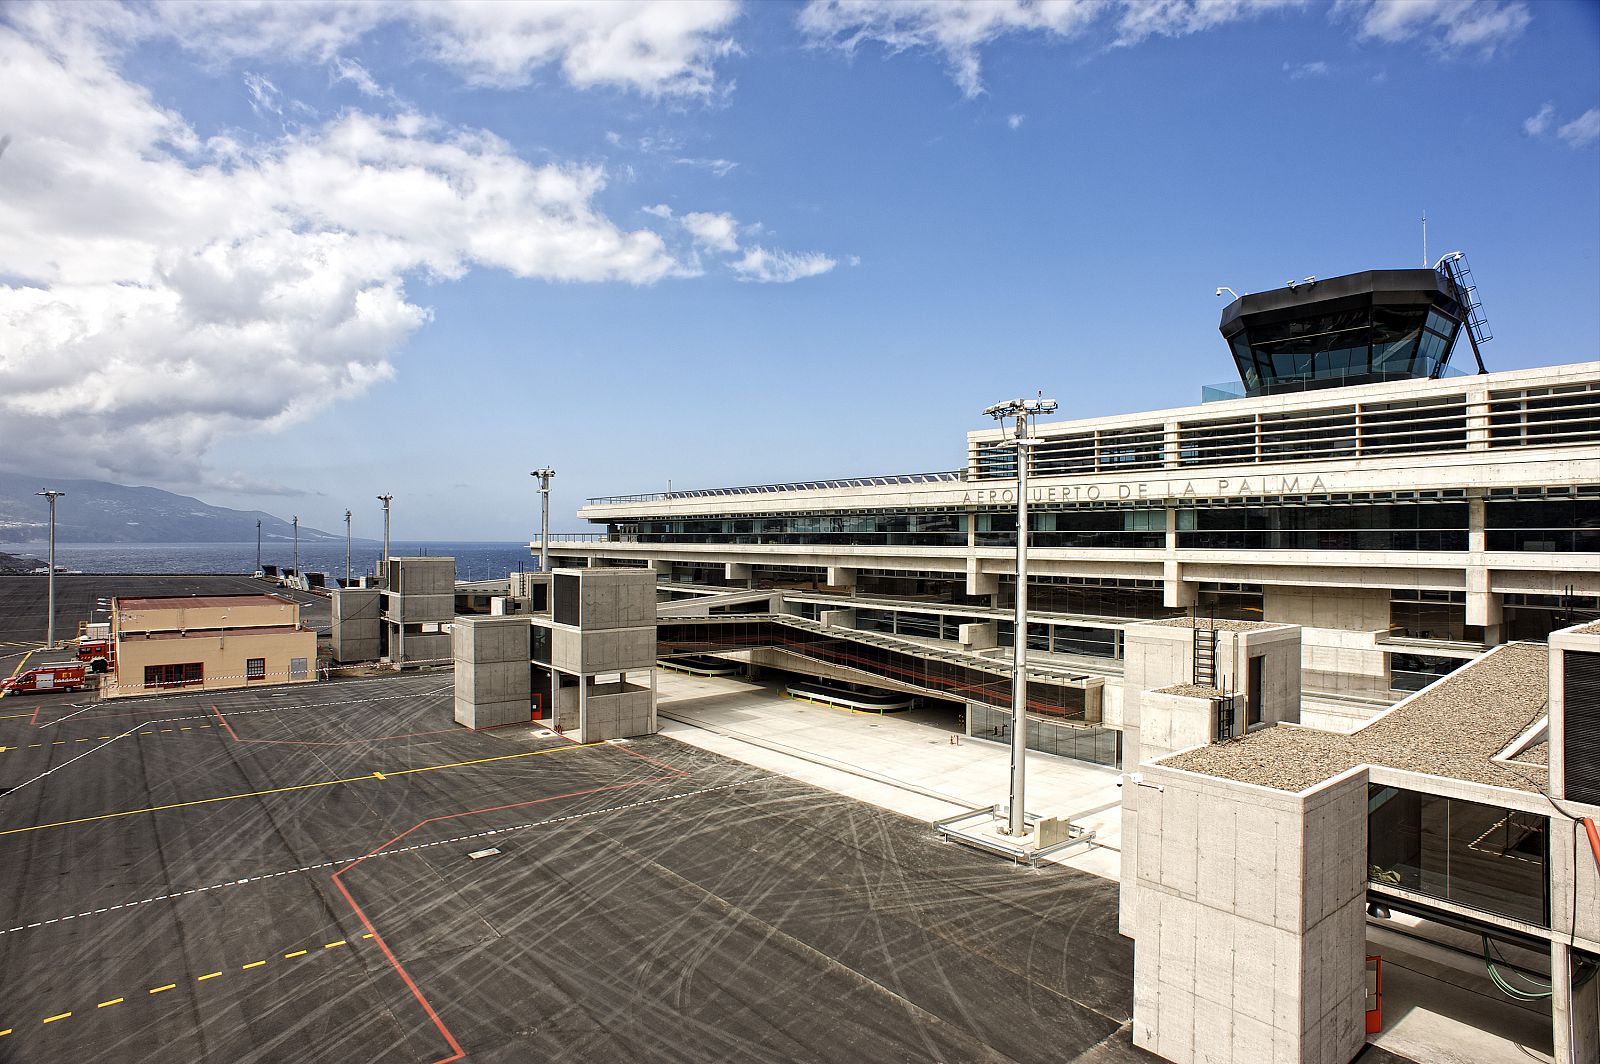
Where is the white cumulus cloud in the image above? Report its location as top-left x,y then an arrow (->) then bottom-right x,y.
10,0 -> 743,98
1524,102 -> 1556,137
1522,102 -> 1600,149
680,211 -> 741,253
1283,60 -> 1329,79
731,247 -> 837,284
0,21 -> 685,485
1339,0 -> 1531,57
798,0 -> 1297,97
1557,108 -> 1600,150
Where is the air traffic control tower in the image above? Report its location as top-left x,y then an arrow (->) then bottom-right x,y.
1214,257 -> 1490,400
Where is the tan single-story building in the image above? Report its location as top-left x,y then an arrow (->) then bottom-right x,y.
107,594 -> 317,698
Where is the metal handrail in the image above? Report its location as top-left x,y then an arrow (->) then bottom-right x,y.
584,469 -> 967,506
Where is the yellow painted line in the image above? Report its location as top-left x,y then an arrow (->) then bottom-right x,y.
42,1011 -> 71,1024
149,983 -> 175,995
0,1027 -> 10,1036
0,744 -> 592,838
98,735 -> 110,740
324,939 -> 346,949
97,998 -> 123,1008
241,960 -> 266,970
0,651 -> 33,699
372,771 -> 386,780
197,971 -> 222,982
361,933 -> 373,939
284,949 -> 308,959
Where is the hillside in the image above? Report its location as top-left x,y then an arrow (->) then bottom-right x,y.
0,473 -> 349,545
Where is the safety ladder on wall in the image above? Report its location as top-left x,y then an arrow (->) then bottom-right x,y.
1192,605 -> 1217,688
1435,251 -> 1492,375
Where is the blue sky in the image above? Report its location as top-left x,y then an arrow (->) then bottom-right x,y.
2,0 -> 1597,539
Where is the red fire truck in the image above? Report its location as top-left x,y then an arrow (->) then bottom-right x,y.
0,663 -> 89,695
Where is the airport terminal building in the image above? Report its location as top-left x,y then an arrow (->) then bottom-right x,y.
533,263 -> 1600,1063
545,267 -> 1598,753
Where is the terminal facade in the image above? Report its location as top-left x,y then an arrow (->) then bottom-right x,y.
547,271 -> 1597,757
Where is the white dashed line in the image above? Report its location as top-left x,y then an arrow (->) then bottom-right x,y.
0,776 -> 777,939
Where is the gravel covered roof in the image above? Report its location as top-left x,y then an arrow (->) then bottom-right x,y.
1155,683 -> 1222,697
1161,642 -> 1549,793
1146,617 -> 1281,632
1573,619 -> 1600,635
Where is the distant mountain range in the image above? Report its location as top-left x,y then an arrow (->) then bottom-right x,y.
0,473 -> 358,545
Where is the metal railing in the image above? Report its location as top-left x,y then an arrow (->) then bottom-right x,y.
585,469 -> 966,507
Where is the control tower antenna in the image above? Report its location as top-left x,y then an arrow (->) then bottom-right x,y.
1422,210 -> 1427,268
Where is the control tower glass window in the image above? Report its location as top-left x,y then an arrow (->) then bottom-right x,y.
1219,269 -> 1466,397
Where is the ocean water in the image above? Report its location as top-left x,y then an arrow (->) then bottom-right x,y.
4,540 -> 536,581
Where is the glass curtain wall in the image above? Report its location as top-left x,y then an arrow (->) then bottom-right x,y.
1368,785 -> 1549,926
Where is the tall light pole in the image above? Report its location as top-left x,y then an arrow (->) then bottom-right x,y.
37,490 -> 64,648
291,516 -> 299,577
256,519 -> 262,574
377,494 -> 393,583
344,510 -> 352,586
531,468 -> 555,573
983,396 -> 1058,837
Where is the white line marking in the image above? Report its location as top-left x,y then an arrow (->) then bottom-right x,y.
0,776 -> 777,938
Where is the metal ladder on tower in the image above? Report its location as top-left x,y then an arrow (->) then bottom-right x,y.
1435,251 -> 1492,375
1192,605 -> 1217,688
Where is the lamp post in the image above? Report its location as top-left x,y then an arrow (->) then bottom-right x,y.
531,468 -> 555,573
983,396 -> 1058,837
256,519 -> 262,574
344,510 -> 352,586
291,516 -> 299,578
36,490 -> 64,648
377,494 -> 392,584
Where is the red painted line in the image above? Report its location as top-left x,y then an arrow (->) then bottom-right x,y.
330,874 -> 465,1064
209,704 -> 242,742
28,705 -> 40,726
331,776 -> 675,1063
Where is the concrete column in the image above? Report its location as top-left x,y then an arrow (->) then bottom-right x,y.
1552,941 -> 1600,1064
960,621 -> 997,651
966,562 -> 999,603
578,674 -> 588,738
726,562 -> 752,588
1127,765 -> 1368,1064
826,566 -> 856,590
1466,383 -> 1491,451
820,608 -> 854,629
1468,492 -> 1487,553
1162,419 -> 1181,469
1164,560 -> 1195,610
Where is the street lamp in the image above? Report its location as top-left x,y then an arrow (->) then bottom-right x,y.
344,510 -> 352,586
256,519 -> 262,575
983,395 -> 1058,838
531,468 -> 555,574
36,490 -> 64,648
291,515 -> 299,578
377,494 -> 393,583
